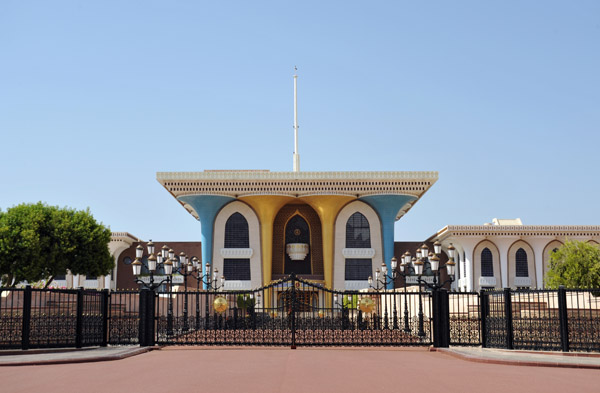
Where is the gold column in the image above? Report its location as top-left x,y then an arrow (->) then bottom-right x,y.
239,195 -> 295,287
300,195 -> 355,289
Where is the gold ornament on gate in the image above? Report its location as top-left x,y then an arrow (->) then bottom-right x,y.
213,296 -> 228,313
358,297 -> 375,313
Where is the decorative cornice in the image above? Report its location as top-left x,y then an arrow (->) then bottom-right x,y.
110,232 -> 140,243
157,171 -> 437,199
158,171 -> 438,221
432,225 -> 600,240
157,170 -> 438,181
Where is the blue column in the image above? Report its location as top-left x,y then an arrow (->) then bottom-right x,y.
178,195 -> 235,289
359,195 -> 416,289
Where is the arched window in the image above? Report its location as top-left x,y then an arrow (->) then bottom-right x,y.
346,212 -> 370,248
515,248 -> 529,277
225,212 -> 249,248
481,248 -> 494,277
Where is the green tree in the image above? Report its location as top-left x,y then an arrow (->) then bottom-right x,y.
0,202 -> 113,287
545,239 -> 600,289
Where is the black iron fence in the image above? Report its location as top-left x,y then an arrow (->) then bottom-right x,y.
153,276 -> 433,347
0,286 -> 108,350
482,287 -> 600,352
2,283 -> 600,352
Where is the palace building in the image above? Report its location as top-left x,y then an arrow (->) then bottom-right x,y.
156,170 -> 438,291
51,72 -> 600,293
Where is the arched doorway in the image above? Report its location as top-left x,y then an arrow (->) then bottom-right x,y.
284,215 -> 312,274
271,203 -> 324,280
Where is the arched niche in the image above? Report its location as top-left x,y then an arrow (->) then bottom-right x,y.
507,240 -> 536,288
213,201 -> 262,289
542,240 -> 563,281
473,240 -> 502,290
272,203 -> 323,280
333,201 -> 382,290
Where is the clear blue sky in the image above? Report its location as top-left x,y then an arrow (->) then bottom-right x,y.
1,1 -> 599,242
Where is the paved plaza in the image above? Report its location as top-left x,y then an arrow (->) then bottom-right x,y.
1,347 -> 599,393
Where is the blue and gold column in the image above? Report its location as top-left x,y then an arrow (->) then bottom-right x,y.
178,195 -> 235,289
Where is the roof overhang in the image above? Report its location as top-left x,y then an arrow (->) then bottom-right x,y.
157,170 -> 438,221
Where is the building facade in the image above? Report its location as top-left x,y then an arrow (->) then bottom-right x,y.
428,221 -> 600,291
156,170 -> 438,290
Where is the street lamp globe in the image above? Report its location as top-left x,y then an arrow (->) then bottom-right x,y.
433,240 -> 442,255
429,254 -> 440,272
132,258 -> 142,276
136,244 -> 144,259
148,254 -> 157,272
445,260 -> 456,277
164,259 -> 173,276
147,241 -> 155,255
447,243 -> 456,259
414,259 -> 424,275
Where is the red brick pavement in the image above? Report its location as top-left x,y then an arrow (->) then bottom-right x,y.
0,347 -> 598,393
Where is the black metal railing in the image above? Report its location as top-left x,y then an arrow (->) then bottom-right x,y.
449,292 -> 481,345
2,283 -> 600,352
0,286 -> 108,350
481,286 -> 600,352
153,275 -> 433,347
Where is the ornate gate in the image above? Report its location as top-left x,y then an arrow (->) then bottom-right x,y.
154,274 -> 432,347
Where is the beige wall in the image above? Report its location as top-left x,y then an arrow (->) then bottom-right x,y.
213,201 -> 262,289
333,201 -> 382,290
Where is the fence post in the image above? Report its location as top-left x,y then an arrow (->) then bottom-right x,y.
139,289 -> 148,346
479,290 -> 489,348
557,285 -> 570,352
21,285 -> 32,350
75,287 -> 84,348
503,287 -> 513,350
147,290 -> 156,346
432,289 -> 450,348
290,274 -> 296,350
101,289 -> 109,347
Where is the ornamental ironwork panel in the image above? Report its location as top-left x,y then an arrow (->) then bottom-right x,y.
81,290 -> 104,346
510,290 -> 561,351
0,288 -> 25,349
108,291 -> 140,345
154,274 -> 432,347
566,289 -> 600,352
28,289 -> 78,348
449,292 -> 481,346
484,290 -> 508,349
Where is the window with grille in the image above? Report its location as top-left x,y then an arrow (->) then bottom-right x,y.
223,259 -> 251,280
346,212 -> 371,248
225,212 -> 249,248
515,248 -> 529,277
345,259 -> 372,280
481,248 -> 494,277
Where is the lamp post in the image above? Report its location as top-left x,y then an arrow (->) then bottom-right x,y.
409,241 -> 457,339
131,241 -> 173,291
170,251 -> 192,331
187,258 -> 226,330
131,241 -> 176,347
368,257 -> 399,330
